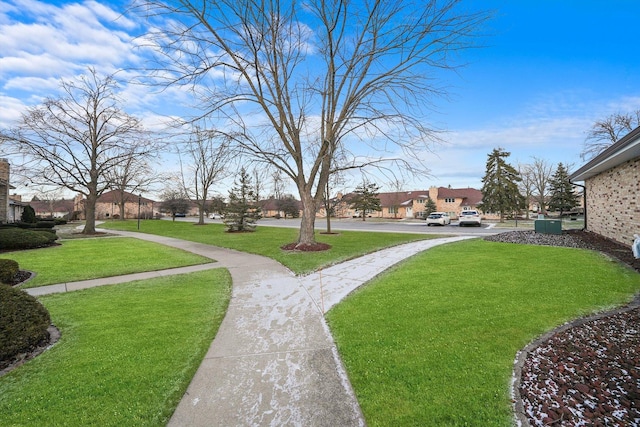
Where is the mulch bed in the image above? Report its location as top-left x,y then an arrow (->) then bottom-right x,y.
509,229 -> 640,426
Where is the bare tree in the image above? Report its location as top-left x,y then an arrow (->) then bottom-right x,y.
33,187 -> 66,219
105,147 -> 160,220
159,186 -> 190,221
180,125 -> 233,225
582,110 -> 640,160
137,0 -> 487,246
517,163 -> 534,220
1,69 -> 156,233
520,157 -> 554,215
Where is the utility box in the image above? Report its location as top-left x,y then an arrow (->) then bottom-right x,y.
534,219 -> 562,235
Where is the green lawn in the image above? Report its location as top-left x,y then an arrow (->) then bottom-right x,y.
2,237 -> 213,288
100,220 -> 433,274
327,239 -> 640,426
0,269 -> 231,426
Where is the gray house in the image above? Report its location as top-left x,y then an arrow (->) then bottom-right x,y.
569,126 -> 640,247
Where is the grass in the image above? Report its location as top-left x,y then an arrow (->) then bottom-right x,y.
100,220 -> 434,274
327,239 -> 640,426
0,269 -> 232,426
2,237 -> 213,288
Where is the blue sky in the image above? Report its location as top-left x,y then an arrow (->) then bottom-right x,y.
1,0 -> 639,197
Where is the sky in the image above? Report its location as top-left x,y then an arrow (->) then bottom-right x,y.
1,0 -> 640,199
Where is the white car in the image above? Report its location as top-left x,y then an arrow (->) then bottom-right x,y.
426,212 -> 451,226
209,213 -> 224,219
458,210 -> 482,227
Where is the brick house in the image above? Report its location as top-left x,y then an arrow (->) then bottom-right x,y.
322,187 -> 483,219
29,196 -> 80,219
91,190 -> 156,220
429,187 -> 484,219
569,126 -> 640,247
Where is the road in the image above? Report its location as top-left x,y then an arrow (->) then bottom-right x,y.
172,216 -> 515,236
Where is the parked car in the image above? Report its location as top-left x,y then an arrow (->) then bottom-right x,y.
426,212 -> 451,226
209,213 -> 224,219
458,210 -> 482,227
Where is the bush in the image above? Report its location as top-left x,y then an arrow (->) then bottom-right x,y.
21,206 -> 37,224
0,228 -> 58,251
0,284 -> 51,365
0,259 -> 19,284
35,221 -> 56,229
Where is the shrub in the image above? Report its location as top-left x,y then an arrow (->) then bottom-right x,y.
0,284 -> 51,365
0,228 -> 58,251
0,259 -> 19,284
21,206 -> 37,224
35,221 -> 56,229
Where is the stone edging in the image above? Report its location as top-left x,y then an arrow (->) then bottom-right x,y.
0,324 -> 61,378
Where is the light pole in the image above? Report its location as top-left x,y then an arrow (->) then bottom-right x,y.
137,194 -> 141,230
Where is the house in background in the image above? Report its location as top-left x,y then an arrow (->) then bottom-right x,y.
322,187 -> 484,219
92,190 -> 156,220
569,126 -> 640,247
29,195 -> 80,219
8,194 -> 27,222
428,187 -> 484,219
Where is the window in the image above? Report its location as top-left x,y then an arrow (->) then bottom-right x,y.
445,198 -> 455,203
388,207 -> 397,214
417,198 -> 425,204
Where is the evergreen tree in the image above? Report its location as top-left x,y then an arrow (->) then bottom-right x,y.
224,168 -> 262,232
480,148 -> 525,221
424,197 -> 437,216
548,163 -> 579,216
21,205 -> 37,223
350,182 -> 382,221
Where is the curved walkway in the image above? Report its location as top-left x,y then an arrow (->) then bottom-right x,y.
28,231 -> 476,426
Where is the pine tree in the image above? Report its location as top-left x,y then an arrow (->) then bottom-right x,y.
223,168 -> 262,232
548,163 -> 579,216
480,148 -> 525,221
350,182 -> 382,221
424,197 -> 437,216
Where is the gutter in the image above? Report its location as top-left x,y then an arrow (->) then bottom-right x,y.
570,180 -> 587,231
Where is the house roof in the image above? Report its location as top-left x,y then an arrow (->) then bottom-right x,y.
29,199 -> 76,213
259,197 -> 303,211
436,187 -> 483,205
377,191 -> 430,207
97,190 -> 156,204
570,125 -> 640,182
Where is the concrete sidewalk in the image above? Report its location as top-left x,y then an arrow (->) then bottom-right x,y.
28,231 -> 475,426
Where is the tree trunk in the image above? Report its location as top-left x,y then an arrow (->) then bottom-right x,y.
83,193 -> 97,234
297,192 -> 317,246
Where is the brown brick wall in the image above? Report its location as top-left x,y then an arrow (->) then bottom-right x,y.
585,157 -> 640,247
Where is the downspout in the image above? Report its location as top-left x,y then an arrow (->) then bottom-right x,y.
571,181 -> 587,231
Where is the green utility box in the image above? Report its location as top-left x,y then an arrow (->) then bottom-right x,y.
534,219 -> 562,235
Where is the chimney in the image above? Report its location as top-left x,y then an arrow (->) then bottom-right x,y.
0,158 -> 10,223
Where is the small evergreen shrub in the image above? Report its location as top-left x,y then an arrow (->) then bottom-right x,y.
0,259 -> 19,284
0,228 -> 58,251
21,205 -> 37,224
0,284 -> 51,364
